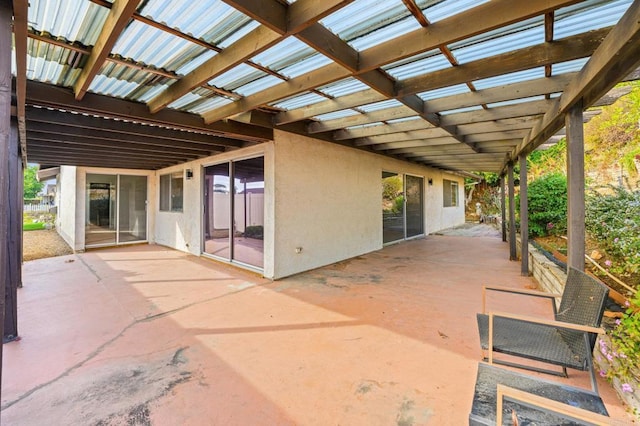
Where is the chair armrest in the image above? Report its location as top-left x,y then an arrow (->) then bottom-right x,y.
496,384 -> 612,425
487,311 -> 605,364
482,285 -> 561,314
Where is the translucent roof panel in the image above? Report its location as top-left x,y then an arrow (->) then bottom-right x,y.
28,0 -> 109,45
280,54 -> 334,79
321,0 -> 409,45
359,99 -> 403,113
112,20 -> 206,72
418,84 -> 470,101
218,21 -> 261,49
234,75 -> 283,97
423,0 -> 490,23
136,84 -> 171,103
554,0 -> 632,39
350,15 -> 421,51
317,78 -> 369,97
89,74 -> 142,98
209,63 -> 266,91
314,109 -> 361,121
139,0 -> 254,47
385,53 -> 452,80
440,105 -> 483,115
451,24 -> 544,64
552,58 -> 590,75
387,116 -> 422,124
486,95 -> 546,109
251,37 -> 315,71
167,91 -> 232,112
271,92 -> 328,110
175,50 -> 217,76
25,39 -> 81,87
473,68 -> 546,90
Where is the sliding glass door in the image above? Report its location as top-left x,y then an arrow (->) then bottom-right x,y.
85,174 -> 147,247
382,172 -> 424,244
203,157 -> 264,269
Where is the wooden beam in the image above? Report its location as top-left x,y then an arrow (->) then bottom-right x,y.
519,154 -> 529,275
308,105 -> 417,134
514,1 -> 640,160
441,100 -> 553,126
360,0 -> 582,71
464,130 -> 528,143
354,129 -> 451,146
12,0 -> 28,163
566,101 -> 585,272
457,117 -> 540,135
26,80 -> 272,141
27,142 -> 195,163
397,28 -> 609,97
334,119 -> 429,140
74,0 -> 141,100
508,162 -> 516,260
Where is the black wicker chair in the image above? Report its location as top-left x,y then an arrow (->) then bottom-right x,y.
477,267 -> 609,392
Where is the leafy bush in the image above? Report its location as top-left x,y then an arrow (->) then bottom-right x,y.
586,187 -> 640,276
244,225 -> 263,240
23,222 -> 45,231
517,173 -> 567,237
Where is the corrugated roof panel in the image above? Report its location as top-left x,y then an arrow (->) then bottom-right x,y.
387,116 -> 422,124
209,63 -> 266,90
452,24 -> 544,64
321,0 -> 409,44
314,109 -> 360,121
423,0 -> 489,23
168,91 -> 232,112
29,0 -> 109,45
554,0 -> 631,39
418,84 -> 470,100
251,37 -> 314,71
318,78 -> 369,97
271,92 -> 328,110
234,75 -> 283,97
175,50 -> 217,76
473,68 -> 545,90
218,21 -> 261,49
89,74 -> 140,98
350,16 -> 421,51
552,58 -> 590,75
486,95 -> 546,109
279,53 -> 333,79
112,20 -> 205,72
359,99 -> 403,113
440,105 -> 483,115
188,96 -> 234,115
385,53 -> 452,80
345,122 -> 385,130
135,84 -> 171,103
25,39 -> 82,86
139,0 -> 253,47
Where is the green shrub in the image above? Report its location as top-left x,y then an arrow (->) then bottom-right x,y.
517,173 -> 567,237
23,222 -> 45,231
244,225 -> 263,240
586,187 -> 640,276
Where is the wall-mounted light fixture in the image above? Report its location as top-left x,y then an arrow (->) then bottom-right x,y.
428,178 -> 433,186
185,169 -> 193,180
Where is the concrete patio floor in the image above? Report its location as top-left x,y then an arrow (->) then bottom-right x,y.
1,234 -> 633,425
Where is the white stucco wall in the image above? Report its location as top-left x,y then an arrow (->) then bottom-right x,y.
57,166 -> 78,250
272,130 -> 465,278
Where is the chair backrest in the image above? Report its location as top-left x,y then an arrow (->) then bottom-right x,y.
555,267 -> 609,358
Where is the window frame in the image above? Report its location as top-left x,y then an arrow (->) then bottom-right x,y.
443,179 -> 459,208
159,171 -> 184,212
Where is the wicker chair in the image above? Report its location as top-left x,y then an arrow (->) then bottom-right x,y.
476,267 -> 609,392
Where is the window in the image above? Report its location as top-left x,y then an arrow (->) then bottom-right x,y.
443,179 -> 458,207
159,171 -> 183,212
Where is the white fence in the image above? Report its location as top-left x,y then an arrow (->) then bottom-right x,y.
23,203 -> 54,213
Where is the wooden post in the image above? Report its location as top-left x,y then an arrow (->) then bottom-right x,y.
0,0 -> 13,398
566,101 -> 586,272
508,163 -> 517,261
4,119 -> 19,341
519,155 -> 529,275
500,175 -> 506,242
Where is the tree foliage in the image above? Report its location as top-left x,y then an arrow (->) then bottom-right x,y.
517,173 -> 567,237
23,165 -> 44,199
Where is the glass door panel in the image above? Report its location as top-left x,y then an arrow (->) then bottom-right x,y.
118,175 -> 147,243
232,157 -> 264,268
86,174 -> 117,246
204,163 -> 231,259
382,172 -> 405,244
405,175 -> 424,238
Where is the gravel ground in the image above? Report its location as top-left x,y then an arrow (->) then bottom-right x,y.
23,230 -> 73,261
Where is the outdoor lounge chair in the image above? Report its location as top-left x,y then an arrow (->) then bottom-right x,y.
476,267 -> 609,392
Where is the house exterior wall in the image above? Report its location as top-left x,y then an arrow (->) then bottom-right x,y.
57,166 -> 78,250
271,130 -> 464,278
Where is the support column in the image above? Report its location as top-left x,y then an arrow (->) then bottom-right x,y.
508,163 -> 517,261
566,101 -> 586,272
4,119 -> 19,342
500,176 -> 506,242
519,155 -> 529,275
0,0 -> 13,397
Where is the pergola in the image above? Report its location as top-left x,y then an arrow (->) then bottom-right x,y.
2,0 -> 640,401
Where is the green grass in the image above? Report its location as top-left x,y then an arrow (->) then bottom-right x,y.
23,222 -> 45,231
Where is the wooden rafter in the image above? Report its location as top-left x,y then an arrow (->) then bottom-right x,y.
11,0 -> 28,162
73,0 -> 140,100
